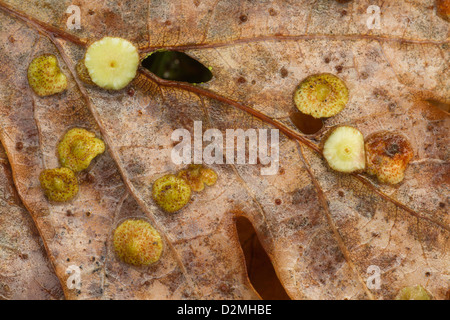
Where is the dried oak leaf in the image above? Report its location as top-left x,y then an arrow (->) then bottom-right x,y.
0,144 -> 63,300
0,0 -> 449,300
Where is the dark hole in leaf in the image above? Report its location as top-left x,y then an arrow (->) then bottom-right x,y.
141,51 -> 213,83
290,110 -> 323,135
235,216 -> 291,300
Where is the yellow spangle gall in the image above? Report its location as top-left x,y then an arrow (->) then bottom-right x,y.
84,37 -> 139,90
113,219 -> 163,266
395,285 -> 431,300
365,131 -> 413,184
294,73 -> 349,118
39,167 -> 78,202
152,174 -> 191,213
322,126 -> 366,173
177,165 -> 218,192
27,54 -> 67,96
58,128 -> 105,172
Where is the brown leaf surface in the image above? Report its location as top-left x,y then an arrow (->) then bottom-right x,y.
0,0 -> 448,300
0,144 -> 63,299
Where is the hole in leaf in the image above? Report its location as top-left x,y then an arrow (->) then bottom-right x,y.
290,110 -> 323,135
235,216 -> 291,300
141,51 -> 213,83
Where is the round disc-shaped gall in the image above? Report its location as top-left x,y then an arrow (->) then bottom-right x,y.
84,37 -> 139,90
365,131 -> 413,184
294,73 -> 349,118
28,54 -> 67,97
177,165 -> 218,192
39,167 -> 78,202
113,219 -> 163,266
152,174 -> 191,213
322,126 -> 366,173
395,285 -> 431,300
58,128 -> 105,172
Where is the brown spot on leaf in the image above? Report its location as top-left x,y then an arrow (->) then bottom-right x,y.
219,283 -> 232,293
239,14 -> 248,23
388,102 -> 397,111
385,142 -> 400,157
280,67 -> 288,78
373,87 -> 388,99
19,253 -> 28,260
237,76 -> 246,84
